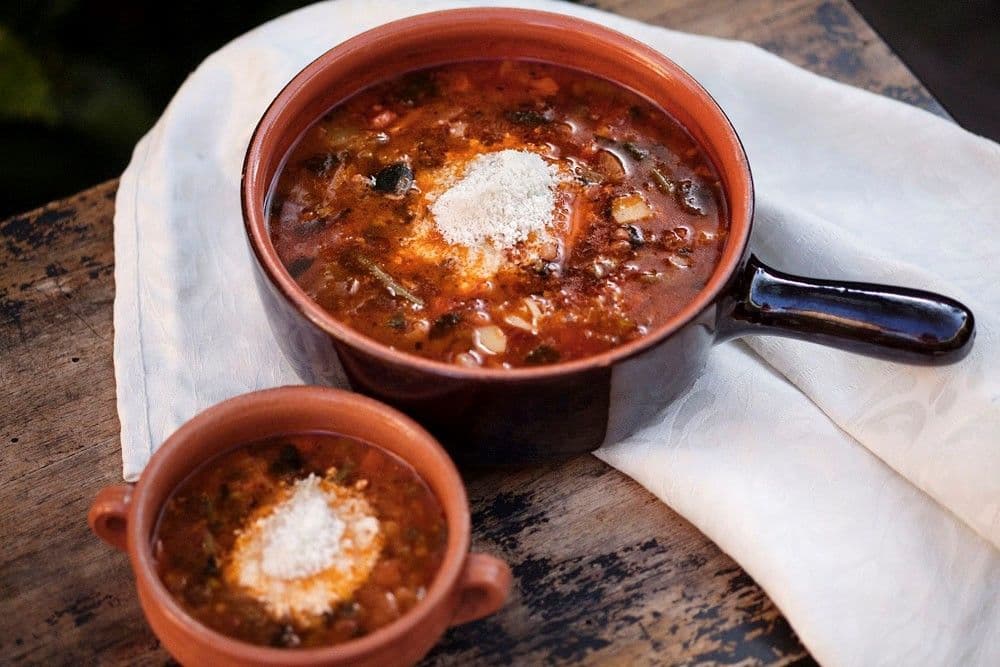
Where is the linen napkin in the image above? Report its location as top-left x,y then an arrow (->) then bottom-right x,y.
113,1 -> 1000,664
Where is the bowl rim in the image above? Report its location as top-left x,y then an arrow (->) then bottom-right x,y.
126,385 -> 472,663
241,6 -> 754,381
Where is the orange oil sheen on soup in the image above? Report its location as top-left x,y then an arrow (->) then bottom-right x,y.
268,60 -> 728,368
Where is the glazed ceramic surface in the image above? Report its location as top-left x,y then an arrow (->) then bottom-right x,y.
88,387 -> 511,666
242,9 -> 974,463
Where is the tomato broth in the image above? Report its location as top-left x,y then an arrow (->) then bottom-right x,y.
154,434 -> 447,648
269,60 -> 728,368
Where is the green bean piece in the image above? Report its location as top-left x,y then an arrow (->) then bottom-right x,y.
651,167 -> 676,195
351,252 -> 425,307
622,142 -> 649,161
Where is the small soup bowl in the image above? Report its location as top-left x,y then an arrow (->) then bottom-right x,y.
241,8 -> 974,463
88,386 -> 511,667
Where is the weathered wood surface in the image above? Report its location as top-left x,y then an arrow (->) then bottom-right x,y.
0,1 -> 946,665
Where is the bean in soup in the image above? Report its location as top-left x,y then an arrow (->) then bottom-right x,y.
154,433 -> 447,648
269,60 -> 728,368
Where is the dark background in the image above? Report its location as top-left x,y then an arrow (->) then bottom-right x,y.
1,0 -> 997,217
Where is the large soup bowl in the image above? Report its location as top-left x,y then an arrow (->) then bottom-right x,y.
241,8 -> 974,463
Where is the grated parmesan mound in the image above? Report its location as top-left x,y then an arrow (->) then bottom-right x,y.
430,149 -> 559,248
259,475 -> 346,579
224,474 -> 383,623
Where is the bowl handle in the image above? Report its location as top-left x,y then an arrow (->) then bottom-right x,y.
88,484 -> 133,552
716,254 -> 975,365
450,553 -> 513,626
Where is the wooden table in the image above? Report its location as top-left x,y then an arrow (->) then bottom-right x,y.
0,1 -> 948,664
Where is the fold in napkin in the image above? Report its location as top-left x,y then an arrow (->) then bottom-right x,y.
113,1 -> 1000,664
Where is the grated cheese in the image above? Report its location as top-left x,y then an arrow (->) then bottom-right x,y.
225,474 -> 383,623
258,475 -> 345,580
430,149 -> 558,248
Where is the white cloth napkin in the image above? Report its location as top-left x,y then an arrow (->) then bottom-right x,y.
113,1 -> 1000,664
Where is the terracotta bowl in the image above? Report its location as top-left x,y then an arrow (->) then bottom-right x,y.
88,387 -> 511,667
242,8 -> 974,463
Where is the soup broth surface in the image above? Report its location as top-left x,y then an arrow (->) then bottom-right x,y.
154,433 -> 447,648
270,60 -> 728,368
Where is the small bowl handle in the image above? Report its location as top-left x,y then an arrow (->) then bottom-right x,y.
450,553 -> 512,626
88,484 -> 133,552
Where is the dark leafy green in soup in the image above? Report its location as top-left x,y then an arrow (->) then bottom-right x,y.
154,433 -> 447,648
269,60 -> 728,368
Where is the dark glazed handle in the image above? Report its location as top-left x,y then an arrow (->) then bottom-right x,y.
717,255 -> 975,365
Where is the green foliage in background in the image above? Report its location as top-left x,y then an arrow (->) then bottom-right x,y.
0,25 -> 58,123
0,0 -> 311,215
0,20 -> 156,139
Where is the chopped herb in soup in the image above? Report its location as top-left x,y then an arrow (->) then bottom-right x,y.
269,60 -> 728,368
154,434 -> 446,648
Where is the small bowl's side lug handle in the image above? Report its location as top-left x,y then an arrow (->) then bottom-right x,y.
450,553 -> 513,627
88,484 -> 133,552
715,254 -> 975,365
